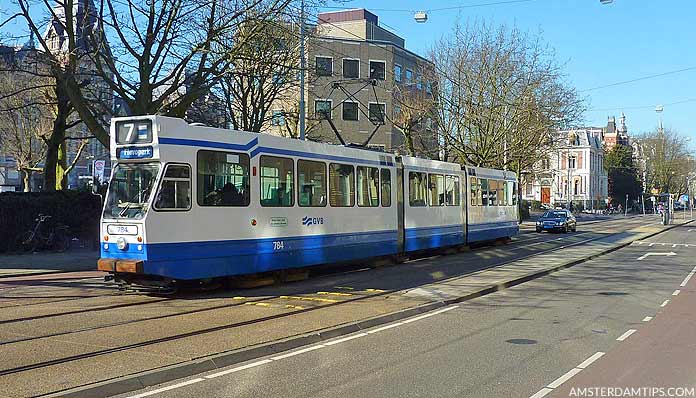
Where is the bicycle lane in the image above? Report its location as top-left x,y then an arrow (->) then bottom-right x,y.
546,263 -> 696,397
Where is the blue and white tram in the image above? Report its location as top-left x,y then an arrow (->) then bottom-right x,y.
97,116 -> 518,287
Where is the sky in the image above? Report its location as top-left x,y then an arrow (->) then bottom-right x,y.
2,0 -> 694,141
319,0 -> 696,141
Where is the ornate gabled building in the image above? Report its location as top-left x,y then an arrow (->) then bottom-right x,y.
522,128 -> 608,210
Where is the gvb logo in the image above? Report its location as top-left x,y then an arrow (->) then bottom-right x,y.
302,216 -> 324,226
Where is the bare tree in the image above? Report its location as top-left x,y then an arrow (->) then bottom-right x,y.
636,128 -> 694,196
391,77 -> 437,158
0,65 -> 50,191
430,22 -> 584,171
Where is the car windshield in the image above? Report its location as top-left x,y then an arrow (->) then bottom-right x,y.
542,211 -> 567,218
103,163 -> 160,219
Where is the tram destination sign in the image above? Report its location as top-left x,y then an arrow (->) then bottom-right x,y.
117,146 -> 154,159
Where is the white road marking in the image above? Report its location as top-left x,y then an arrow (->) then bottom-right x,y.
642,316 -> 653,322
673,290 -> 681,296
270,345 -> 325,360
649,243 -> 655,247
366,322 -> 403,334
529,387 -> 553,398
547,367 -> 583,388
680,266 -> 696,287
637,252 -> 676,260
530,351 -> 607,397
204,360 -> 273,379
616,329 -> 637,341
127,378 -> 205,397
673,244 -> 678,248
323,333 -> 368,346
661,300 -> 670,307
576,352 -> 605,369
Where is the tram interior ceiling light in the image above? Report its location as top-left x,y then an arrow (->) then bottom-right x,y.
414,11 -> 428,23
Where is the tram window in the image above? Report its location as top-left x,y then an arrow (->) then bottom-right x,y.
197,150 -> 250,207
298,160 -> 326,207
154,164 -> 191,211
409,172 -> 427,207
488,180 -> 498,206
329,163 -> 355,207
470,177 -> 479,206
480,178 -> 489,206
511,181 -> 518,206
357,166 -> 379,207
381,169 -> 391,207
446,175 -> 460,206
428,174 -> 445,206
499,180 -> 507,206
260,156 -> 294,207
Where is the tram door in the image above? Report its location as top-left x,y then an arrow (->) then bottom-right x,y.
395,157 -> 405,252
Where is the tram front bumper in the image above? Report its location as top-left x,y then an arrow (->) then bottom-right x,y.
97,258 -> 144,274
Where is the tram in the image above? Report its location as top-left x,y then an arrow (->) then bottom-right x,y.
97,116 -> 518,288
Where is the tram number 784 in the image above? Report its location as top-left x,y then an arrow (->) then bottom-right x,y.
273,241 -> 285,250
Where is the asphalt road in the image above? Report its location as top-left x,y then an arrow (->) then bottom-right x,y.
116,222 -> 696,398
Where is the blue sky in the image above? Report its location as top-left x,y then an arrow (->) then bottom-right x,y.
3,0 -> 694,140
320,0 -> 696,140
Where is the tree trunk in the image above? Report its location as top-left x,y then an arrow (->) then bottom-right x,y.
22,170 -> 31,192
43,84 -> 71,192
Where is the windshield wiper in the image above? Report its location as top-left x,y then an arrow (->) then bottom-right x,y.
117,183 -> 152,217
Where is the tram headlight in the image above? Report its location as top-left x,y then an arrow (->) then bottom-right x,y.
116,237 -> 128,251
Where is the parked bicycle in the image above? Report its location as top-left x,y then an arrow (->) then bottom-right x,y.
17,214 -> 71,253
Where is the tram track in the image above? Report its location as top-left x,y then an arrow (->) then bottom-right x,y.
0,218 -> 658,379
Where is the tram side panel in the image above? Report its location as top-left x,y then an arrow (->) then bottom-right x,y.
464,166 -> 519,243
140,131 -> 400,280
402,157 -> 465,252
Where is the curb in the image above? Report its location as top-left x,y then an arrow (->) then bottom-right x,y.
45,220 -> 690,398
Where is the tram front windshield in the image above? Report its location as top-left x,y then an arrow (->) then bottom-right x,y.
103,163 -> 160,220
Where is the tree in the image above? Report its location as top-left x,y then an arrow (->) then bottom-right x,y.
391,75 -> 437,158
218,16 -> 301,132
636,128 -> 694,196
604,144 -> 642,205
0,65 -> 49,191
430,22 -> 584,170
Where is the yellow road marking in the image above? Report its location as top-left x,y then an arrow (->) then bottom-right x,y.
317,291 -> 352,296
232,296 -> 246,300
365,289 -> 386,293
334,286 -> 354,290
245,302 -> 271,307
285,305 -> 304,310
279,295 -> 338,303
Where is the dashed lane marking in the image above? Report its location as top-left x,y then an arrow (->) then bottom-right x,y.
680,266 -> 696,287
576,352 -> 605,369
661,300 -> 670,307
529,352 -> 605,398
642,316 -> 653,322
279,295 -> 338,303
128,378 -> 205,398
616,329 -> 637,341
316,291 -> 352,296
673,290 -> 681,296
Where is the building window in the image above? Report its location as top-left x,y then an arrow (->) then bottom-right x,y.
197,150 -> 250,207
271,110 -> 285,126
416,74 -> 423,90
329,163 -> 355,207
541,158 -> 550,169
154,164 -> 191,211
315,56 -> 332,76
409,171 -> 427,207
369,60 -> 386,80
381,168 -> 391,207
342,101 -> 358,121
425,81 -> 432,95
394,64 -> 402,82
405,69 -> 413,83
394,104 -> 401,115
368,103 -> 386,124
568,156 -> 576,169
298,160 -> 326,207
343,59 -> 359,78
357,166 -> 379,207
315,100 -> 332,120
260,156 -> 294,207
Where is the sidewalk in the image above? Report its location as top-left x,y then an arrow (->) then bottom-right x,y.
0,249 -> 98,277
